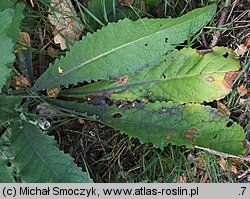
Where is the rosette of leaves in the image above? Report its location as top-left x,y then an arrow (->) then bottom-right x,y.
34,4 -> 246,155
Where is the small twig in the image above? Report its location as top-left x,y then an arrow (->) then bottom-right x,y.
194,146 -> 250,162
201,34 -> 208,48
237,169 -> 250,179
102,140 -> 127,178
210,0 -> 232,47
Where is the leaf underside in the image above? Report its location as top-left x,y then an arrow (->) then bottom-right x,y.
62,47 -> 240,103
47,99 -> 246,155
33,5 -> 216,91
0,121 -> 92,182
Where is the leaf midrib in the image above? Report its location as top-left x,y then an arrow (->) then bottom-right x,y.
21,123 -> 63,182
63,71 -> 226,96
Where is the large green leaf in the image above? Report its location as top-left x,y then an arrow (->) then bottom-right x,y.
0,9 -> 15,91
0,95 -> 21,124
33,5 -> 216,91
62,47 -> 240,103
47,99 -> 246,155
0,0 -> 25,45
1,121 -> 92,182
0,156 -> 14,182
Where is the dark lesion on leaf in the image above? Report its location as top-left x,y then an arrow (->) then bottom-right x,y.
187,128 -> 200,135
223,52 -> 229,58
183,128 -> 200,142
112,112 -> 122,118
226,121 -> 233,127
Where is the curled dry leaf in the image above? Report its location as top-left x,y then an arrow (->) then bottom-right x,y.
47,45 -> 59,58
46,87 -> 60,98
17,32 -> 31,51
235,44 -> 248,56
235,35 -> 250,56
237,84 -> 249,97
219,157 -> 237,174
217,101 -> 231,116
48,0 -> 84,50
13,75 -> 30,90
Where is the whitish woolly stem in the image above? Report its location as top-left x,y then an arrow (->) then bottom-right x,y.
194,145 -> 250,162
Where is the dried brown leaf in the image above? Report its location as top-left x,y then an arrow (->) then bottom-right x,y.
235,35 -> 250,56
46,87 -> 60,98
235,44 -> 248,56
217,101 -> 231,116
219,158 -> 237,174
222,71 -> 239,90
13,75 -> 30,90
237,84 -> 249,97
48,0 -> 84,50
200,173 -> 209,183
17,32 -> 31,51
47,45 -> 59,58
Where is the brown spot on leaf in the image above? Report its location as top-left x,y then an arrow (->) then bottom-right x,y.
187,128 -> 200,135
115,75 -> 129,84
183,134 -> 194,141
165,135 -> 172,140
222,71 -> 240,90
205,76 -> 215,82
